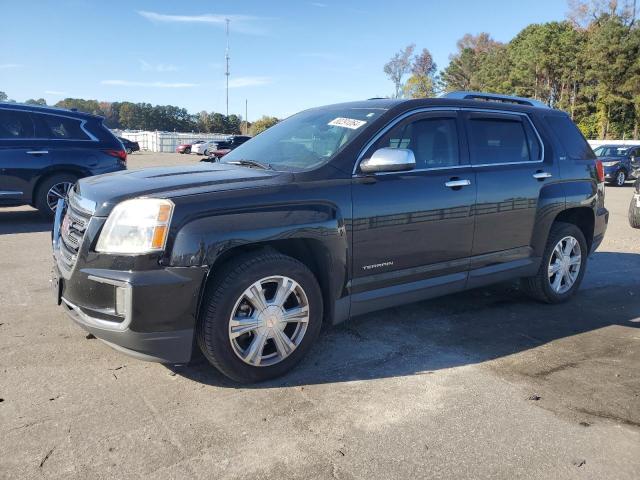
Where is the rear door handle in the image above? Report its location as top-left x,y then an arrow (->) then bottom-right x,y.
27,150 -> 49,155
533,171 -> 552,180
444,179 -> 471,188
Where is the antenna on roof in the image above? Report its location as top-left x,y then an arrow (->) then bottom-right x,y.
225,18 -> 230,118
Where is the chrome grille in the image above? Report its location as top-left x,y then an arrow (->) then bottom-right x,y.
58,203 -> 92,272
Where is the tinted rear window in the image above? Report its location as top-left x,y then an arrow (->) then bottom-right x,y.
545,115 -> 595,160
0,109 -> 35,138
467,118 -> 533,164
33,113 -> 91,140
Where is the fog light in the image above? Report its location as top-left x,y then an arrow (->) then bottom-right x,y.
115,286 -> 127,316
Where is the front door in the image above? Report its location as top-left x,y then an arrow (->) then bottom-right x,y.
0,108 -> 50,205
351,111 -> 476,308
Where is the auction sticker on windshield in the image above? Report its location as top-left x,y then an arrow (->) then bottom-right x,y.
328,117 -> 367,129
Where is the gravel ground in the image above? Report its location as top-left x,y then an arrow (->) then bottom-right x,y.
1,151 -> 639,479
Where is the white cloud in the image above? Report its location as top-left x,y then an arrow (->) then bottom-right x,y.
137,10 -> 266,34
310,2 -> 327,7
101,80 -> 198,88
0,63 -> 22,69
45,90 -> 68,95
228,76 -> 272,88
140,60 -> 179,72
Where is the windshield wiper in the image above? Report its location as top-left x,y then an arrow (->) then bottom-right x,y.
226,159 -> 273,170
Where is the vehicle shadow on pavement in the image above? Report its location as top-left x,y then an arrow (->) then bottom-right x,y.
0,208 -> 51,235
172,251 -> 640,392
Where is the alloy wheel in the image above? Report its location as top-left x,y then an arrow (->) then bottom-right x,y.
616,171 -> 626,186
547,236 -> 582,294
46,182 -> 73,212
228,275 -> 310,367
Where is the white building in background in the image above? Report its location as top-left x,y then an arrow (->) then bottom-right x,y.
114,130 -> 232,153
588,139 -> 640,148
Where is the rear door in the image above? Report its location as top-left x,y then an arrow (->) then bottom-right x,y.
31,112 -> 99,175
0,108 -> 50,205
462,110 -> 552,271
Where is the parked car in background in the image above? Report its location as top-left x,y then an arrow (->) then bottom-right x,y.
202,135 -> 252,160
191,140 -> 220,156
176,140 -> 203,154
51,92 -> 607,382
0,102 -> 126,217
630,179 -> 640,228
118,136 -> 140,154
593,144 -> 640,186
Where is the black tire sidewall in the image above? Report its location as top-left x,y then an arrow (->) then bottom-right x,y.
198,254 -> 323,383
539,223 -> 588,302
616,170 -> 626,186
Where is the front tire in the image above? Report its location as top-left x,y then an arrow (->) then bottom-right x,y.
197,251 -> 323,383
34,174 -> 77,219
522,222 -> 588,304
611,170 -> 627,186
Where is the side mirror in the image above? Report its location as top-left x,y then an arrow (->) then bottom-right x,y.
359,147 -> 416,174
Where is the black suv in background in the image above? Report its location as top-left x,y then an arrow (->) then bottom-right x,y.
0,103 -> 126,217
118,136 -> 140,154
52,92 -> 608,383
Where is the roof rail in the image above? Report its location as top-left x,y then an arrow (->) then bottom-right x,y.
442,91 -> 549,108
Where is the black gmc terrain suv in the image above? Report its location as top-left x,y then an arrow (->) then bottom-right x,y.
0,103 -> 126,217
52,92 -> 608,383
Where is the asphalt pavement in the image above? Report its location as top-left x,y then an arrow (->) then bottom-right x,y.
1,152 -> 638,479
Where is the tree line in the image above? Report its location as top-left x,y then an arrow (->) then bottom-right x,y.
384,0 -> 640,140
0,91 -> 279,136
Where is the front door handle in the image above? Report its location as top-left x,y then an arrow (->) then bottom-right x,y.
27,150 -> 49,155
533,171 -> 552,180
444,179 -> 471,188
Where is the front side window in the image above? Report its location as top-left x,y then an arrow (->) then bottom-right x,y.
0,109 -> 35,138
467,117 -> 538,165
33,113 -> 90,140
222,107 -> 385,171
369,116 -> 460,169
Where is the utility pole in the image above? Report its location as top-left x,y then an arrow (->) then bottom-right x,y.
245,99 -> 248,135
225,18 -> 230,118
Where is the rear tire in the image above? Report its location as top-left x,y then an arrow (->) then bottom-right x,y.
197,251 -> 323,383
522,222 -> 588,304
629,194 -> 640,229
34,174 -> 77,219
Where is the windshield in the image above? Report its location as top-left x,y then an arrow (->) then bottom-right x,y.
594,146 -> 628,157
221,107 -> 385,171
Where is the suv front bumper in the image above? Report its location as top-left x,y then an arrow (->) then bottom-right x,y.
53,263 -> 207,363
52,198 -> 207,364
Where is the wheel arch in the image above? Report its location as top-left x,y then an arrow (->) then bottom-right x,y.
170,209 -> 349,326
552,207 -> 595,253
31,167 -> 86,205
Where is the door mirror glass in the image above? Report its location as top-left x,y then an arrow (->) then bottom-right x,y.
359,147 -> 416,173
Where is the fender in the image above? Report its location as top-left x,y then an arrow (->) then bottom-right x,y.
169,202 -> 350,323
529,181 -> 567,256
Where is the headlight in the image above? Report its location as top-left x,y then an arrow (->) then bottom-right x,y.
601,161 -> 619,167
96,198 -> 174,254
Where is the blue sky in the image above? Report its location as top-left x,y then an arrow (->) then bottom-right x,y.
1,0 -> 568,120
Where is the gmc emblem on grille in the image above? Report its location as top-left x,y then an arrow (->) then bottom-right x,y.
61,214 -> 71,238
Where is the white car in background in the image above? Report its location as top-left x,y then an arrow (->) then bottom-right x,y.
191,140 -> 219,155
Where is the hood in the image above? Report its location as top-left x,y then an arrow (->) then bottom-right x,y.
75,162 -> 287,216
599,156 -> 625,163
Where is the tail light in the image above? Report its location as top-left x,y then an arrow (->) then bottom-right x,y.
595,159 -> 604,183
104,149 -> 127,164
